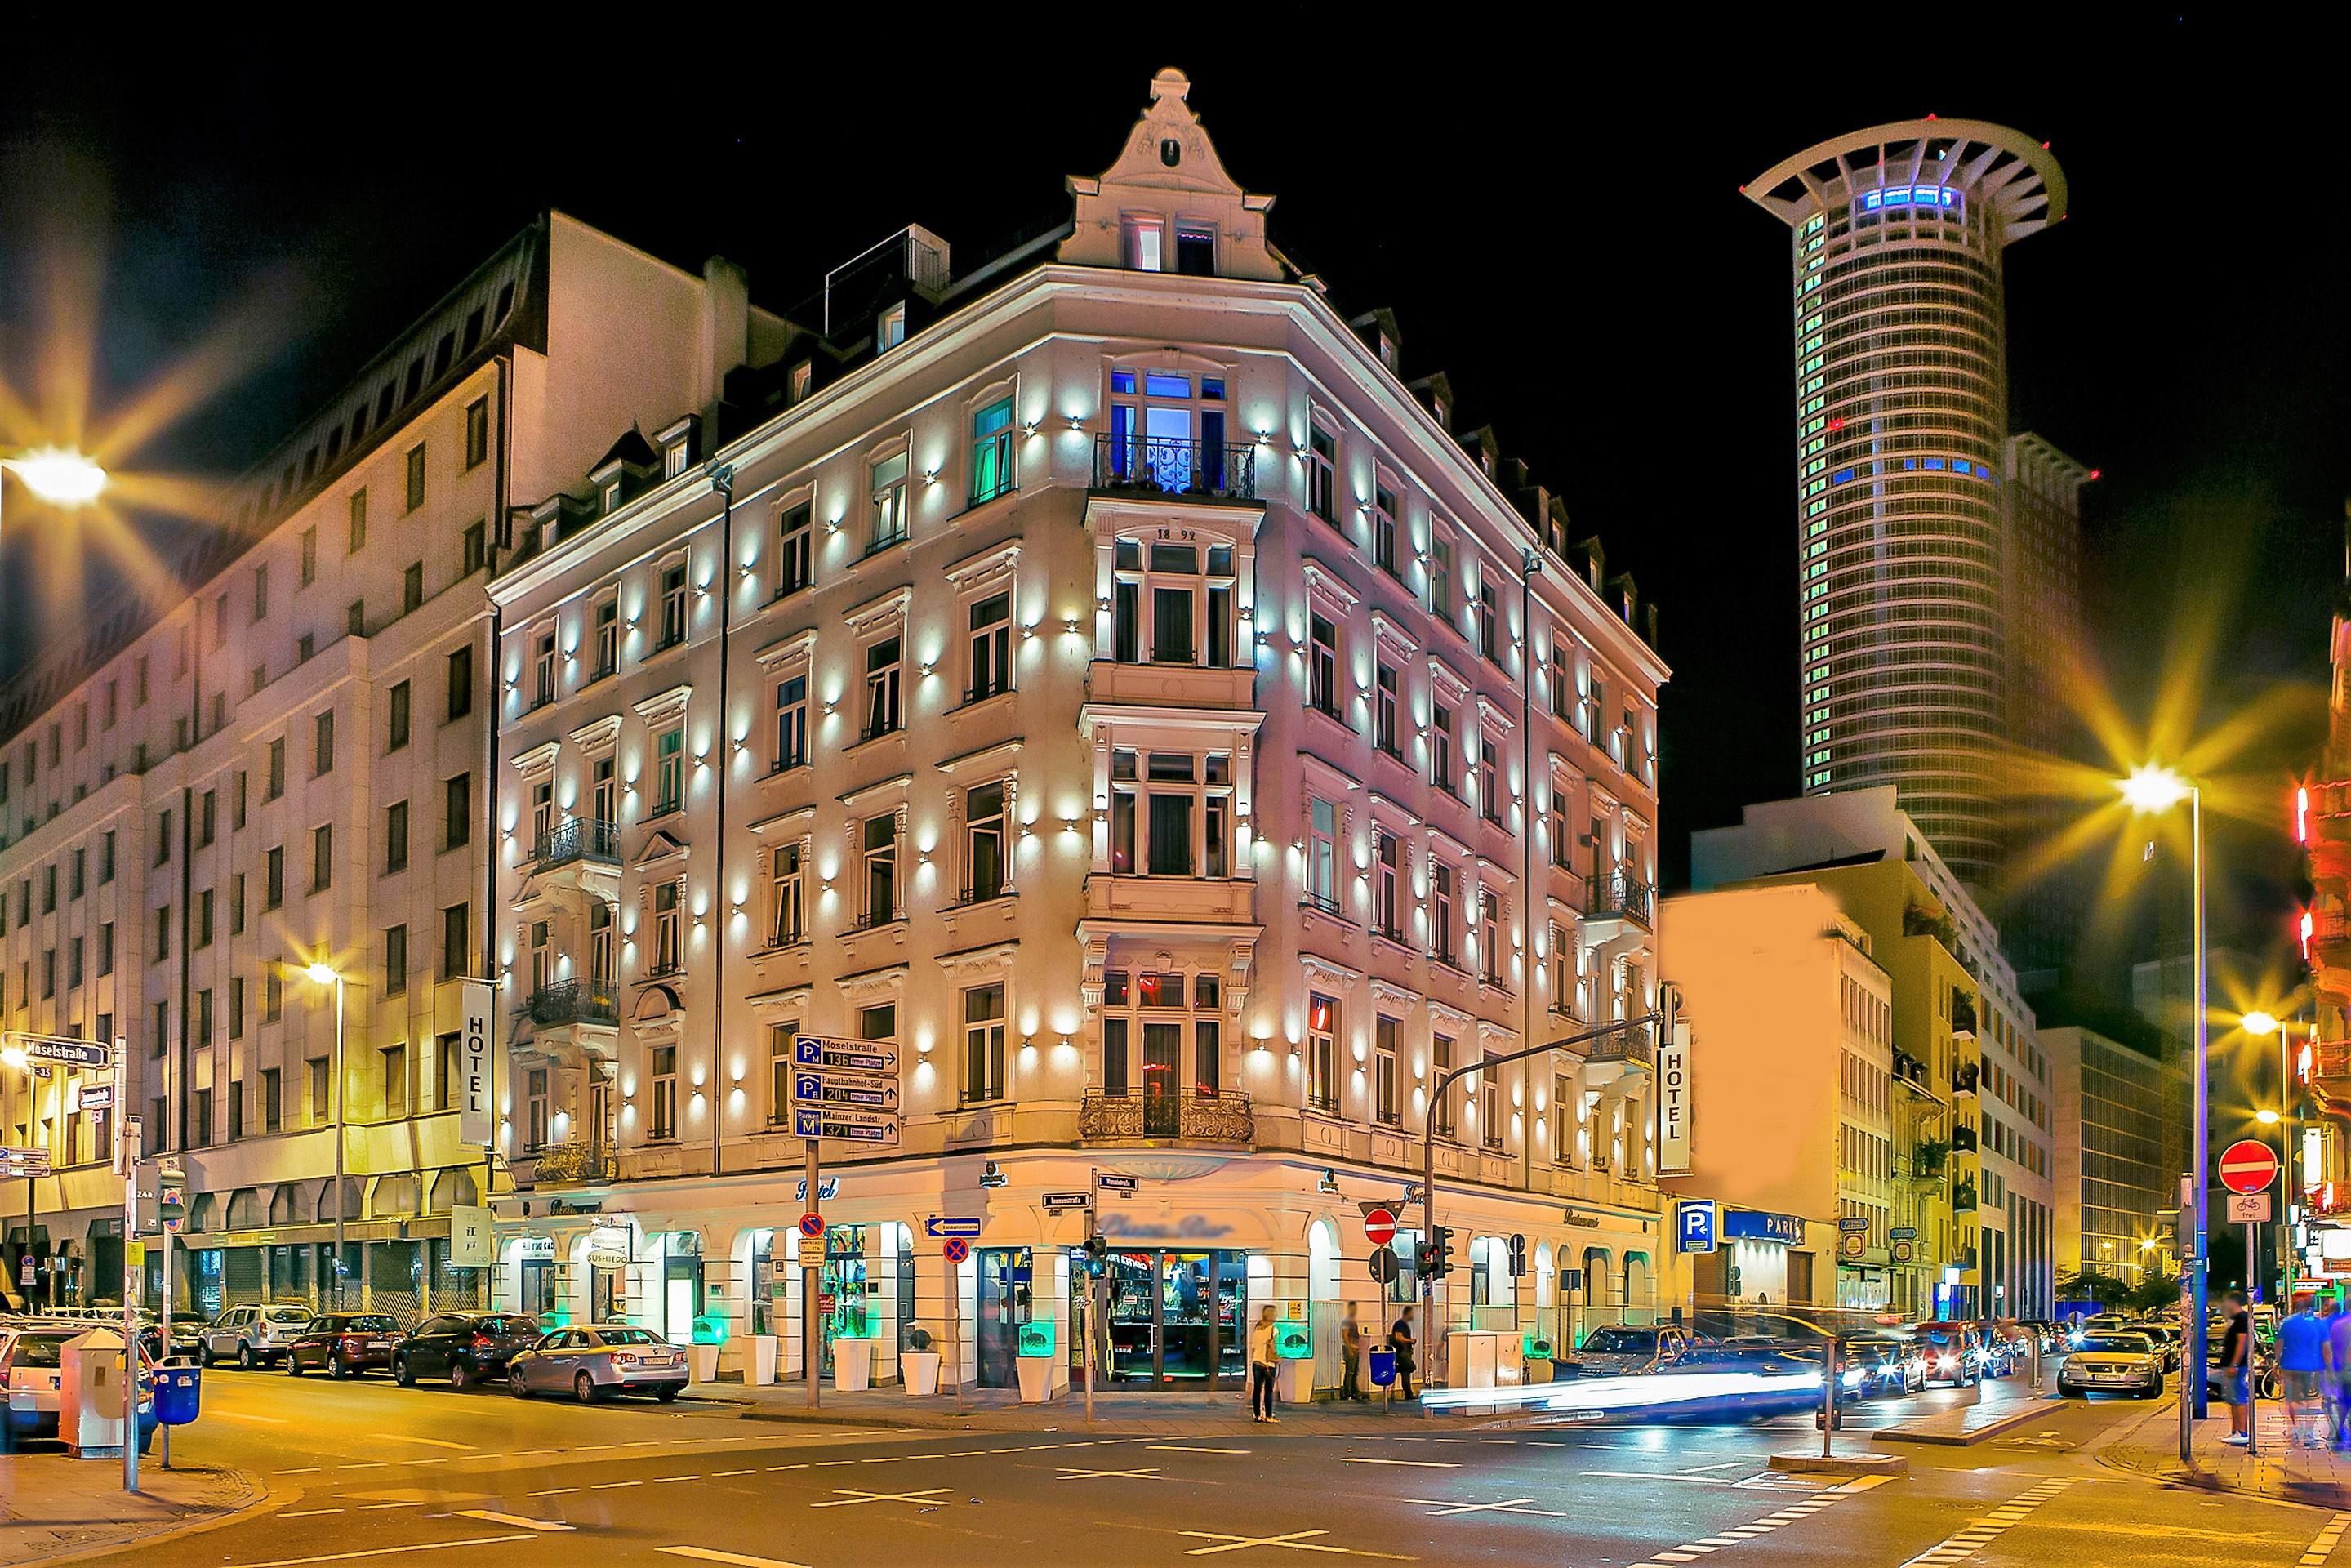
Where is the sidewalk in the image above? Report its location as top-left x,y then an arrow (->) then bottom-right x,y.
2101,1396 -> 2351,1508
0,1454 -> 262,1566
718,1381 -> 1492,1436
1873,1382 -> 2063,1447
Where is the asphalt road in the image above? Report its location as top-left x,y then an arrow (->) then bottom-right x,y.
29,1370 -> 2351,1568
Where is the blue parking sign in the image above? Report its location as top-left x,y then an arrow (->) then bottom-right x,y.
1677,1199 -> 1717,1254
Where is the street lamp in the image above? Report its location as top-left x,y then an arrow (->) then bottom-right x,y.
0,447 -> 108,549
2119,761 -> 2207,1459
296,960 -> 347,1309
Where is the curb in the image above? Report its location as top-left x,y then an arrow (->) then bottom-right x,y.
2091,1396 -> 2351,1510
1872,1395 -> 2064,1448
11,1466 -> 280,1568
1770,1450 -> 1908,1477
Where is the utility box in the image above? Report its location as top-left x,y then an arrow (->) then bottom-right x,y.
1444,1329 -> 1499,1391
59,1329 -> 129,1459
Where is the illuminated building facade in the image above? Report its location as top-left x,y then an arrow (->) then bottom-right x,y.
483,72 -> 1668,1392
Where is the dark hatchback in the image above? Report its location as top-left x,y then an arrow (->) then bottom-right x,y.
286,1313 -> 404,1379
391,1312 -> 538,1390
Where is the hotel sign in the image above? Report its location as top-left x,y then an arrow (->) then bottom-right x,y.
1656,1022 -> 1692,1176
459,982 -> 497,1147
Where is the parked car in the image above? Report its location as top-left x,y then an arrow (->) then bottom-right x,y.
2136,1321 -> 2183,1372
197,1304 -> 315,1369
507,1325 -> 688,1403
1,1326 -> 74,1437
286,1314 -> 404,1379
2058,1330 -> 2165,1398
1560,1324 -> 1701,1377
392,1312 -> 539,1390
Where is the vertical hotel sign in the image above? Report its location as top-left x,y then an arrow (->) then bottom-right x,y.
459,981 -> 496,1147
1657,1021 -> 1692,1176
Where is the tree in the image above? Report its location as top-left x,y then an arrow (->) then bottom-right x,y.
2056,1268 -> 2129,1308
2126,1269 -> 2182,1316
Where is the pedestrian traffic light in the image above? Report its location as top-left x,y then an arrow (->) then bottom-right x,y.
1083,1233 -> 1108,1275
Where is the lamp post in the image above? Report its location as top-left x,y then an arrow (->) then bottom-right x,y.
298,961 -> 347,1309
2245,1009 -> 2300,1307
2118,763 -> 2207,1459
1,446 -> 108,542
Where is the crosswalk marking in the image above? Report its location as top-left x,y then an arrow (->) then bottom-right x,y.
1616,1474 -> 1890,1568
659,1550 -> 814,1568
1901,1478 -> 2077,1568
452,1510 -> 573,1533
2299,1511 -> 2351,1567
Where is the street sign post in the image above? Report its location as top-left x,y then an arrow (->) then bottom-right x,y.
924,1216 -> 982,1239
791,1035 -> 899,1074
1042,1192 -> 1090,1212
6,1032 -> 114,1069
797,1213 -> 824,1240
791,1071 -> 900,1111
2229,1192 -> 2274,1223
2220,1140 -> 2282,1195
1368,1245 -> 1399,1286
1365,1208 -> 1397,1248
1094,1172 -> 1138,1196
790,1107 -> 902,1145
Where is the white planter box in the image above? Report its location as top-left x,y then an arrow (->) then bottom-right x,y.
833,1338 -> 875,1392
688,1344 -> 722,1384
1014,1355 -> 1053,1404
902,1350 -> 942,1396
750,1334 -> 780,1385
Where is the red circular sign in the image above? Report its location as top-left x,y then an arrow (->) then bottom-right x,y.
1365,1208 -> 1397,1247
942,1236 -> 971,1266
2220,1139 -> 2281,1195
798,1212 -> 825,1239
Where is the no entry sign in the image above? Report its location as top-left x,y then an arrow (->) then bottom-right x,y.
2219,1139 -> 2280,1196
1364,1208 -> 1397,1247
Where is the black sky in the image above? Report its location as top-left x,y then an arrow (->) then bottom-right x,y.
2,12 -> 2344,979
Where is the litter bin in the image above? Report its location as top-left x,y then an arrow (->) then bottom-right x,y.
1367,1348 -> 1396,1388
153,1361 -> 203,1427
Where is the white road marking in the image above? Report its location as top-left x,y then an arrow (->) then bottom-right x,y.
1901,1478 -> 2077,1568
808,1486 -> 954,1509
280,1509 -> 343,1518
277,1467 -> 324,1475
1339,1457 -> 1458,1469
659,1549 -> 814,1568
358,1502 -> 425,1512
1150,1446 -> 1251,1454
653,1475 -> 702,1484
209,1535 -> 531,1568
710,1469 -> 755,1477
1612,1472 -> 1890,1568
592,1481 -> 643,1490
214,1410 -> 290,1423
527,1488 -> 578,1497
1058,1466 -> 1162,1481
2301,1512 -> 2351,1567
452,1511 -> 575,1533
1404,1497 -> 1567,1520
1179,1529 -> 1415,1559
370,1433 -> 474,1451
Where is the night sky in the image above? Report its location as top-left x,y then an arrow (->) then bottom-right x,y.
2,16 -> 2341,986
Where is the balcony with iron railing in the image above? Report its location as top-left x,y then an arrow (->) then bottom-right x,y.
532,817 -> 621,872
1585,871 -> 1654,929
1587,1022 -> 1656,1070
1080,1089 -> 1255,1144
525,978 -> 619,1028
1091,434 -> 1258,502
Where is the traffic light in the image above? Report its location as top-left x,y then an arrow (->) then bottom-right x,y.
1418,1225 -> 1454,1279
1083,1233 -> 1108,1275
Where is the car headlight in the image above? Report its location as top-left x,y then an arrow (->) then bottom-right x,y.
1842,1370 -> 1863,1388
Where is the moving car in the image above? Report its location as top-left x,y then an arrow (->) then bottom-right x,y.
1914,1322 -> 1983,1387
197,1304 -> 315,1369
286,1313 -> 404,1379
1840,1332 -> 1926,1396
392,1312 -> 539,1390
507,1325 -> 688,1403
2059,1330 -> 2165,1398
1560,1324 -> 1700,1378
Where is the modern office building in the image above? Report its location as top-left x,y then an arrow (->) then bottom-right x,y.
1693,789 -> 2057,1318
480,69 -> 1669,1394
1746,121 -> 2069,908
0,213 -> 768,1317
1658,883 -> 1902,1313
2043,1014 -> 2180,1285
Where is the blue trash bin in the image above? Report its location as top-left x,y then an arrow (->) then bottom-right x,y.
153,1363 -> 202,1426
1368,1348 -> 1396,1388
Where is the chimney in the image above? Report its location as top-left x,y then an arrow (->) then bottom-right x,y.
699,256 -> 751,433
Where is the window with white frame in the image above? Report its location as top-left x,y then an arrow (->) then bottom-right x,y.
653,726 -> 683,816
767,1022 -> 801,1125
860,1003 -> 897,1042
533,629 -> 557,707
1371,485 -> 1398,573
1123,215 -> 1163,271
651,882 -> 681,975
1477,735 -> 1502,822
528,920 -> 551,993
525,1068 -> 550,1150
1477,577 -> 1500,663
1480,1052 -> 1503,1148
1111,537 -> 1235,666
1375,830 -> 1402,937
1374,1014 -> 1400,1125
1099,969 -> 1222,1103
1432,705 -> 1457,794
869,452 -> 910,550
1429,536 -> 1455,624
1549,783 -> 1572,869
776,501 -> 813,599
861,813 -> 898,926
1548,923 -> 1574,1015
648,1045 -> 677,1140
1552,1072 -> 1576,1166
964,782 -> 1009,903
862,635 -> 902,741
1479,888 -> 1505,987
1307,991 -> 1340,1112
1431,862 -> 1458,965
590,901 -> 616,987
1307,425 -> 1337,523
1306,797 -> 1339,913
768,843 -> 805,947
1548,640 -> 1570,720
1108,748 -> 1231,878
1106,367 -> 1230,493
1433,1033 -> 1457,1136
590,755 -> 617,826
1375,662 -> 1400,754
970,399 -> 1014,505
875,302 -> 906,353
967,593 -> 1011,702
1308,613 -> 1340,716
592,596 -> 618,678
773,675 -> 808,770
962,982 -> 1005,1103
530,779 -> 554,856
658,560 -> 688,648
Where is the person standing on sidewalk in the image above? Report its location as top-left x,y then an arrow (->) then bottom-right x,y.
1388,1305 -> 1418,1400
1340,1303 -> 1366,1401
2278,1298 -> 2330,1446
1249,1304 -> 1280,1423
2220,1290 -> 2255,1446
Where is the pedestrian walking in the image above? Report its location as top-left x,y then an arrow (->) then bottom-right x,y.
1340,1303 -> 1366,1401
1249,1304 -> 1280,1423
2278,1298 -> 2329,1446
2328,1298 -> 2351,1447
1388,1305 -> 1418,1400
2220,1290 -> 2255,1446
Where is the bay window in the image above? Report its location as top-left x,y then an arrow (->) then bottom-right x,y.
1100,969 -> 1223,1129
1110,748 -> 1231,878
1106,367 -> 1228,493
1111,536 -> 1236,667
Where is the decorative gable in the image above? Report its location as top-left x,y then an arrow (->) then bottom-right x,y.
1060,69 -> 1282,283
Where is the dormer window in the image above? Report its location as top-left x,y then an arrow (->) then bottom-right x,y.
1124,216 -> 1164,272
1174,225 -> 1215,277
876,302 -> 907,354
602,479 -> 623,514
1378,336 -> 1398,371
788,362 -> 814,404
663,443 -> 688,479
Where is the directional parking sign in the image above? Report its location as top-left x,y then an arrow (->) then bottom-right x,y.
793,1071 -> 899,1111
791,1035 -> 898,1075
1677,1199 -> 1718,1254
791,1108 -> 901,1145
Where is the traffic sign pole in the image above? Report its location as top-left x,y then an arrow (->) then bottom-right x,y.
118,1039 -> 136,1496
804,1140 -> 821,1410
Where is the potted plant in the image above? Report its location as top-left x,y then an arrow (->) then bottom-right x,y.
902,1324 -> 942,1396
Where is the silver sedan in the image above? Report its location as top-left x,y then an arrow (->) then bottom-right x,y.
507,1325 -> 689,1403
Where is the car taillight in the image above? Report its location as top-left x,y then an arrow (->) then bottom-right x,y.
472,1334 -> 493,1348
612,1352 -> 636,1365
341,1335 -> 365,1348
